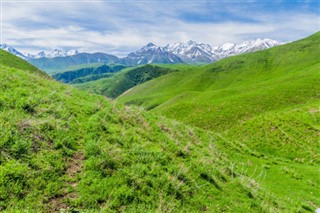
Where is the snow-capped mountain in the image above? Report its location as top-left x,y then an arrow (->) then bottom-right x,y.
121,43 -> 184,65
44,49 -> 79,58
34,51 -> 47,59
212,39 -> 284,60
31,49 -> 80,59
165,40 -> 214,63
164,38 -> 283,63
1,38 -> 283,69
0,44 -> 28,60
0,44 -> 80,60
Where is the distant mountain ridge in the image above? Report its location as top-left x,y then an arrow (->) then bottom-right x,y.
0,44 -> 80,60
121,43 -> 184,65
27,52 -> 120,74
165,40 -> 214,63
0,44 -> 29,60
211,38 -> 284,60
28,49 -> 80,59
1,38 -> 284,71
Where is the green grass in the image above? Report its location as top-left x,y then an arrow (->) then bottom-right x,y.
1,33 -> 319,212
71,72 -> 115,84
75,64 -> 187,99
0,50 -> 48,77
114,32 -> 320,210
52,63 -> 128,83
0,55 -> 280,212
56,63 -> 107,73
117,31 -> 320,132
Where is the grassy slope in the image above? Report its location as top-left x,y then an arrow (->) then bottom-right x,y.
71,72 -> 115,84
115,33 -> 320,210
117,32 -> 320,156
1,36 -> 320,212
52,63 -> 128,83
55,63 -> 106,73
1,50 -> 319,212
0,58 -> 273,211
0,49 -> 48,78
75,64 -> 191,99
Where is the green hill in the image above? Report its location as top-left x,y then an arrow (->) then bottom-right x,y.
0,49 -> 48,77
117,31 -> 320,165
117,32 -> 320,129
52,63 -> 128,83
75,64 -> 188,99
28,52 -> 119,74
0,34 -> 319,212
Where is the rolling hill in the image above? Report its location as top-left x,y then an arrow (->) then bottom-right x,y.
75,64 -> 188,99
117,31 -> 320,165
0,49 -> 48,78
76,32 -> 319,170
116,32 -> 320,210
52,63 -> 128,83
1,44 -> 319,212
117,32 -> 320,129
28,52 -> 120,74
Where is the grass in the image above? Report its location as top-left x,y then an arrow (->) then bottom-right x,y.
75,64 -> 187,99
117,32 -> 320,149
0,49 -> 48,77
55,63 -> 107,73
0,34 -> 319,212
52,63 -> 128,83
114,32 -> 320,211
0,51 -> 284,212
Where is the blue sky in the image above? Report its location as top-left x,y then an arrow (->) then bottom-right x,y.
1,0 -> 319,56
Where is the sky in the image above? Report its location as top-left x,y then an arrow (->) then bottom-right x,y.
1,0 -> 319,56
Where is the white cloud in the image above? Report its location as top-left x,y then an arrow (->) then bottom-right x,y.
1,1 -> 319,56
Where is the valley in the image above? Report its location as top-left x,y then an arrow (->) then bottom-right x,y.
0,26 -> 319,212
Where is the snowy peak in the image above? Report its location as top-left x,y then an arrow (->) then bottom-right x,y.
216,43 -> 236,51
66,49 -> 79,56
145,42 -> 156,48
35,51 -> 46,59
236,38 -> 282,52
1,37 -> 283,66
0,44 -> 80,60
166,40 -> 212,55
44,49 -> 79,58
28,49 -> 80,59
212,38 -> 283,60
124,42 -> 184,65
0,44 -> 28,59
165,40 -> 214,63
165,38 -> 283,63
138,43 -> 167,54
48,49 -> 65,58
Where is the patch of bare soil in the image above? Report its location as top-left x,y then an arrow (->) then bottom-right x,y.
49,152 -> 85,212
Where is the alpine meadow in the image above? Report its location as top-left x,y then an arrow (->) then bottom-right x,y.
0,1 -> 319,212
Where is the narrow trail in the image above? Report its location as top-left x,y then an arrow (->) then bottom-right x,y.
50,152 -> 85,212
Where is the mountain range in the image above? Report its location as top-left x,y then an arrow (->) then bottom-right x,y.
165,40 -> 214,63
0,44 -> 29,60
1,38 -> 284,72
27,49 -> 80,59
120,43 -> 184,65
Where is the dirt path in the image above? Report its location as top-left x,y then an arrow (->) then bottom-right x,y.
49,152 -> 85,212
